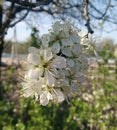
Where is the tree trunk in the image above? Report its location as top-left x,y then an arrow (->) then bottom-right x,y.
0,4 -> 4,100
0,40 -> 4,100
0,39 -> 4,76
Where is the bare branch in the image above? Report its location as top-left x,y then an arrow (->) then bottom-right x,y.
99,0 -> 111,19
89,12 -> 117,25
0,5 -> 3,35
89,0 -> 111,20
6,0 -> 53,8
83,0 -> 94,34
1,4 -> 20,37
10,10 -> 29,27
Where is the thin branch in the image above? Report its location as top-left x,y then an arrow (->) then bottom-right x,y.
89,12 -> 117,25
99,0 -> 111,19
83,0 -> 94,34
0,0 -> 52,40
0,5 -> 3,36
10,10 -> 29,27
89,0 -> 111,20
0,4 -> 23,40
6,0 -> 52,8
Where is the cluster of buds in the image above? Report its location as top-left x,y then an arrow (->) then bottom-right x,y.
22,21 -> 91,106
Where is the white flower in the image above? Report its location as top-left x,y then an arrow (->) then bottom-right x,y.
82,93 -> 93,102
79,31 -> 91,48
52,89 -> 65,102
39,89 -> 65,106
22,21 -> 91,106
40,91 -> 51,106
22,78 -> 43,98
23,76 -> 66,106
27,47 -> 66,86
26,68 -> 42,79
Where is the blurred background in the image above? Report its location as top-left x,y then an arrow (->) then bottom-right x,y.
0,0 -> 117,130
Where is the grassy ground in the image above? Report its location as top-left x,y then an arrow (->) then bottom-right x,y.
0,62 -> 117,130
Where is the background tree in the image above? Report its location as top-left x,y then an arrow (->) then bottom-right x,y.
96,38 -> 115,62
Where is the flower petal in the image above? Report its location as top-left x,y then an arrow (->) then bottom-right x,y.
41,34 -> 50,48
27,53 -> 40,64
71,34 -> 80,43
52,21 -> 61,34
62,48 -> 72,57
40,91 -> 49,106
52,41 -> 60,53
28,47 -> 39,53
72,44 -> 81,54
52,56 -> 66,68
43,48 -> 53,62
45,70 -> 55,86
27,68 -> 44,79
67,59 -> 74,67
53,89 -> 65,102
61,39 -> 73,47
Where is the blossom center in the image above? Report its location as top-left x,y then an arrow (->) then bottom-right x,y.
42,62 -> 49,68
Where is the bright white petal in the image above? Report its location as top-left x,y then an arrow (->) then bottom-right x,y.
27,53 -> 40,64
23,85 -> 34,97
44,48 -> 53,62
46,92 -> 53,100
38,67 -> 45,77
40,91 -> 49,106
23,79 -> 43,98
52,56 -> 66,68
35,93 -> 39,101
53,89 -> 65,102
45,70 -> 55,86
27,68 -> 44,79
32,80 -> 43,92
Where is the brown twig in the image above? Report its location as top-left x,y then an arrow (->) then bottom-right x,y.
10,10 -> 29,27
6,0 -> 52,8
83,0 -> 94,34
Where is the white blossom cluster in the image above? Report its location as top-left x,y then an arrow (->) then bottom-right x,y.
22,21 -> 90,106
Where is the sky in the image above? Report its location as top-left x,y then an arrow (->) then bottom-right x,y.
5,13 -> 117,44
5,13 -> 53,42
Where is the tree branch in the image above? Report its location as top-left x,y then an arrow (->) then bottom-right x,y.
10,10 -> 29,27
83,0 -> 94,34
6,0 -> 53,8
1,4 -> 23,40
89,0 -> 111,20
0,5 -> 3,37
